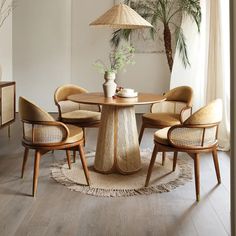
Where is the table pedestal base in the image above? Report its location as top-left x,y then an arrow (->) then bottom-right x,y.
94,105 -> 141,174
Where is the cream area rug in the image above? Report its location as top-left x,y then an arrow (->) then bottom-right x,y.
51,150 -> 192,197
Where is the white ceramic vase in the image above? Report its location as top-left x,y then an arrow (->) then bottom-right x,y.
103,71 -> 117,98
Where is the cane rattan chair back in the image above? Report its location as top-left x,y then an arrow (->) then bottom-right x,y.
145,99 -> 222,201
19,96 -> 90,197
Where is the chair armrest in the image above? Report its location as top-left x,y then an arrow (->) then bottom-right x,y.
168,124 -> 218,149
98,105 -> 102,112
22,120 -> 69,145
180,107 -> 192,123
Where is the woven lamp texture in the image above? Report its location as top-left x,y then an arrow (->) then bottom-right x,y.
90,3 -> 153,29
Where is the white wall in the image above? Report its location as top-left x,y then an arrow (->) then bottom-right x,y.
13,0 -> 71,111
71,0 -> 112,93
0,7 -> 12,82
13,0 -> 170,112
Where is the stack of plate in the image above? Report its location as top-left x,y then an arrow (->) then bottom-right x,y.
116,88 -> 138,98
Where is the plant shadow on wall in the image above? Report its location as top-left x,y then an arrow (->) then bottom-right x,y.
0,0 -> 15,28
111,0 -> 201,72
0,0 -> 15,80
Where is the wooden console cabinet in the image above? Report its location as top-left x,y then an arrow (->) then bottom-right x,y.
0,82 -> 16,137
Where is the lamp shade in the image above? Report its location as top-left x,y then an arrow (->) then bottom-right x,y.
90,3 -> 153,29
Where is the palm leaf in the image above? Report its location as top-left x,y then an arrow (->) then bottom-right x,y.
180,0 -> 201,31
110,29 -> 132,48
175,26 -> 190,68
131,0 -> 156,14
166,0 -> 178,19
153,1 -> 165,22
158,0 -> 168,23
133,0 -> 164,23
150,14 -> 159,39
124,0 -> 131,5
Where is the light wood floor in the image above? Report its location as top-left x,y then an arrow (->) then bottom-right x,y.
0,115 -> 230,236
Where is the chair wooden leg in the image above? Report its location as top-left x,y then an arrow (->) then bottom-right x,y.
32,150 -> 41,197
21,147 -> 29,178
8,125 -> 11,138
145,144 -> 159,187
73,150 -> 76,163
138,124 -> 145,144
193,153 -> 200,202
66,150 -> 71,169
172,152 -> 178,171
78,143 -> 90,185
82,128 -> 86,147
212,148 -> 221,184
162,152 -> 166,166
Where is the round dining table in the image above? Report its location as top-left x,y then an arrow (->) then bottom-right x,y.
68,92 -> 165,174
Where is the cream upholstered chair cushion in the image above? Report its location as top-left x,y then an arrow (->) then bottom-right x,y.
184,99 -> 222,125
54,84 -> 101,125
65,124 -> 83,143
154,127 -> 170,145
19,96 -> 54,122
54,85 -> 88,102
161,86 -> 193,106
19,97 -> 83,145
143,113 -> 180,126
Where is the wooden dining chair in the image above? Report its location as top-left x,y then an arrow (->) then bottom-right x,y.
54,84 -> 101,154
145,99 -> 222,201
54,84 -> 101,126
139,86 -> 193,165
19,96 -> 90,197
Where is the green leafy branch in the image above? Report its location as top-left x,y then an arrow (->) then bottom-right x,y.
94,44 -> 135,75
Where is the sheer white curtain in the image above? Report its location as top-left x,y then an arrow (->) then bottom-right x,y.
205,0 -> 230,150
170,0 -> 230,150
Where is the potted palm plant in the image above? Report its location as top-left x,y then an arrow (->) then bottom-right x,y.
94,44 -> 135,97
111,0 -> 201,72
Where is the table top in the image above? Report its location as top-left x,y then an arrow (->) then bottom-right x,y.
0,81 -> 15,87
68,92 -> 165,107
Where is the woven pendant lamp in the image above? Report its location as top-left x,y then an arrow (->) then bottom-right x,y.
90,3 -> 153,29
